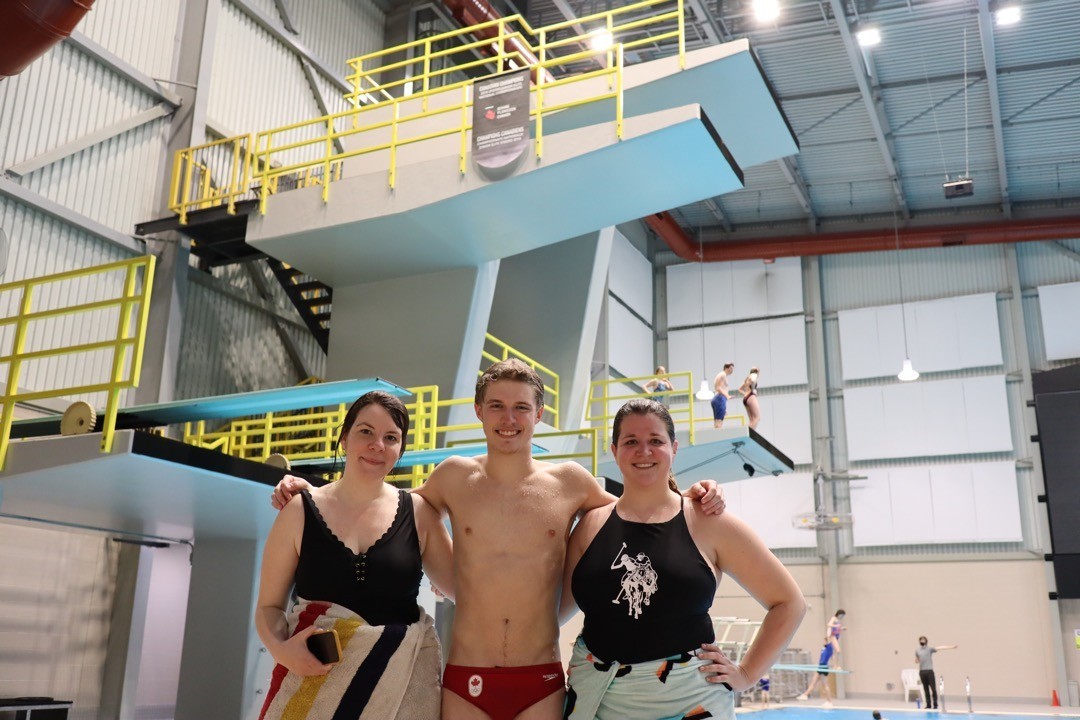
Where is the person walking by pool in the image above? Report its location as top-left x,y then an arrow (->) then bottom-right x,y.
796,636 -> 836,707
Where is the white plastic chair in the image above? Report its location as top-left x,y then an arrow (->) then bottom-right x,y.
901,668 -> 921,702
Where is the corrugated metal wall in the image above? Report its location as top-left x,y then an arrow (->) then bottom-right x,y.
0,2 -> 381,712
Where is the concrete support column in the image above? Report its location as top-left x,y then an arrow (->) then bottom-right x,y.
327,262 -> 499,408
806,255 -> 846,698
487,229 -> 614,435
176,538 -> 264,720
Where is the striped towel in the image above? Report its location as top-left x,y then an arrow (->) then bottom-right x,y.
564,636 -> 733,720
259,600 -> 441,720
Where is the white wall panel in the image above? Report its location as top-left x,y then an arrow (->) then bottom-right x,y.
733,472 -> 817,549
1038,281 -> 1080,361
972,462 -> 1024,542
606,298 -> 653,380
888,467 -> 935,544
850,471 -> 894,546
838,293 -> 1002,379
844,377 -> 1013,460
609,230 -> 653,323
668,317 -> 807,391
753,392 -> 812,464
666,257 -> 802,327
852,462 -> 1021,546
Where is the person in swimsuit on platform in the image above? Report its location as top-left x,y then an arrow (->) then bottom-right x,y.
273,360 -> 727,720
827,609 -> 846,652
560,398 -> 806,719
711,362 -> 734,428
737,366 -> 761,430
255,391 -> 455,719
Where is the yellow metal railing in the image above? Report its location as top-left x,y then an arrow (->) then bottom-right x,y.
182,381 -> 595,487
0,256 -> 156,469
480,333 -> 559,428
168,0 -> 686,221
587,372 -> 748,447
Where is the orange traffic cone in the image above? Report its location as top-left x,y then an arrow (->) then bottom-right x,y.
1051,690 -> 1061,707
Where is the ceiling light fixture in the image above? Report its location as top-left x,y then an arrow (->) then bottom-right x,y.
855,25 -> 881,47
994,2 -> 1021,26
695,229 -> 714,401
589,29 -> 614,52
893,213 -> 919,382
752,0 -> 781,23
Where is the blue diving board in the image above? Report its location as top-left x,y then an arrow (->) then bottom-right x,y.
289,442 -> 549,471
9,377 -> 408,439
771,664 -> 852,674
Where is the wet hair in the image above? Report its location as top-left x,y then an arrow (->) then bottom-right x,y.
337,391 -> 410,452
834,609 -> 845,617
611,398 -> 679,492
873,711 -> 882,720
723,362 -> 734,371
654,366 -> 666,374
475,358 -> 545,410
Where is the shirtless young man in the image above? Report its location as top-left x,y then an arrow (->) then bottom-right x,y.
271,359 -> 724,720
711,362 -> 735,428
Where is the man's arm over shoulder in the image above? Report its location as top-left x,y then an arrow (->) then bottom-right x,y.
551,461 -> 616,514
411,454 -> 474,513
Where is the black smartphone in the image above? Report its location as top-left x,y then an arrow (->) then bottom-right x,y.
306,629 -> 342,664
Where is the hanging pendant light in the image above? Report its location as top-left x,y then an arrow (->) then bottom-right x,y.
694,228 -> 714,400
894,213 -> 919,382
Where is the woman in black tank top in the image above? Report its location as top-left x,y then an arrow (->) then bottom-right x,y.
560,399 -> 805,719
254,391 -> 454,719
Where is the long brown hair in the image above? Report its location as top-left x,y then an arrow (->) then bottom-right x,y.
611,398 -> 679,492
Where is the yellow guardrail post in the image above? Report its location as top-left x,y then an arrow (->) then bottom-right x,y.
459,84 -> 469,175
536,29 -> 546,160
422,38 -> 432,112
615,43 -> 624,140
389,100 -> 400,190
0,285 -> 37,469
678,0 -> 686,69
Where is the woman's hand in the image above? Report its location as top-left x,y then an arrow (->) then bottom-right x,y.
271,625 -> 334,677
697,643 -> 754,691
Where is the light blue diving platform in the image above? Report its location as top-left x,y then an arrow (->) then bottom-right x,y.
540,40 -> 798,169
247,102 -> 741,286
596,425 -> 794,489
8,377 -> 407,438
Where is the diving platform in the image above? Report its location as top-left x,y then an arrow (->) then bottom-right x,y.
595,425 -> 794,489
245,41 -> 795,286
8,377 -> 407,438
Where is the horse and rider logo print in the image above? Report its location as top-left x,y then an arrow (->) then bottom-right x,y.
610,542 -> 658,619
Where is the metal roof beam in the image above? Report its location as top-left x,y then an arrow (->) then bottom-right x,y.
8,104 -> 174,178
684,0 -> 727,44
64,32 -> 182,107
703,197 -> 734,233
975,0 -> 1012,218
1045,241 -> 1080,266
777,156 -> 817,231
827,0 -> 910,218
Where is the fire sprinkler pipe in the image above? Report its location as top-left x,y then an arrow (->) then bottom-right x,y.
647,210 -> 1080,261
441,0 -> 555,84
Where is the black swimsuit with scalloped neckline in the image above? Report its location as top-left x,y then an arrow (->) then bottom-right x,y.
294,488 -> 422,625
